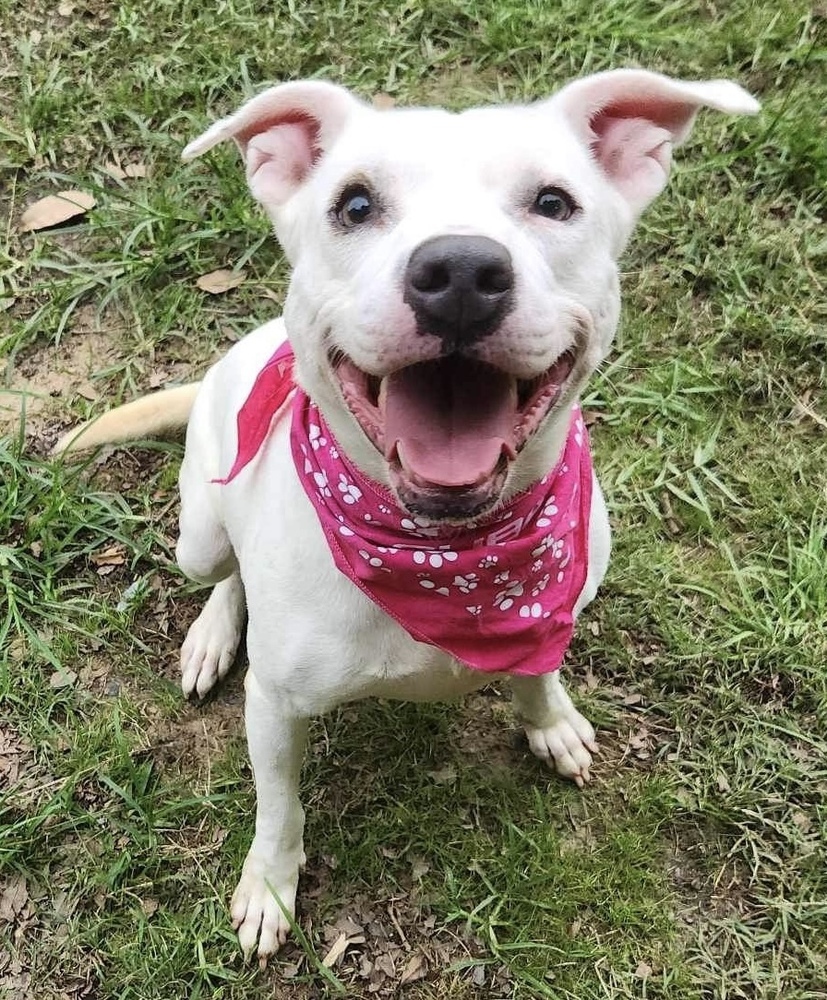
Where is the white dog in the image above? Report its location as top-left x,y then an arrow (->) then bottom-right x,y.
57,70 -> 758,960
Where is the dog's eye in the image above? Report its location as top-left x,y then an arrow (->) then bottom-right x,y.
533,186 -> 577,221
335,185 -> 374,228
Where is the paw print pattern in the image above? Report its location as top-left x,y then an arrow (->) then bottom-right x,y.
494,580 -> 525,611
313,470 -> 331,498
337,473 -> 362,505
453,573 -> 478,594
413,550 -> 458,568
309,423 -> 327,450
531,535 -> 554,558
358,549 -> 383,568
536,497 -> 559,527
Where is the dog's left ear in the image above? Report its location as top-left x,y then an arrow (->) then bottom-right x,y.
182,81 -> 363,207
551,69 -> 760,215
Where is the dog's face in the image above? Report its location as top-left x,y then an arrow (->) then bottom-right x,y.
184,72 -> 758,521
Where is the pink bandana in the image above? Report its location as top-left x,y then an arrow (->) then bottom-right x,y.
218,342 -> 593,676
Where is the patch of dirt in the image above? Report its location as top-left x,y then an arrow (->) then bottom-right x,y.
1,303 -> 195,447
1,306 -> 120,440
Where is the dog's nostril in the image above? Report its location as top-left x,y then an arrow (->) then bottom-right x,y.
413,262 -> 451,294
477,265 -> 512,296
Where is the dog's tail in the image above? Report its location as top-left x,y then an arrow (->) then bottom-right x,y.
52,383 -> 201,455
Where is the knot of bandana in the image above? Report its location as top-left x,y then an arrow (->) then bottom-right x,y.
218,342 -> 593,676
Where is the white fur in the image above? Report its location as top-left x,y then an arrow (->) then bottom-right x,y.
166,71 -> 758,959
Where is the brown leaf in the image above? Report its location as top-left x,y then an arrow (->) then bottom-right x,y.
411,858 -> 430,879
195,268 -> 246,295
49,668 -> 78,690
76,382 -> 99,402
374,951 -> 396,978
0,877 -> 29,922
635,961 -> 653,979
427,764 -> 456,784
322,931 -> 349,968
103,161 -> 127,180
90,545 -> 126,575
124,162 -> 148,179
399,952 -> 427,985
20,190 -> 96,232
372,93 -> 396,110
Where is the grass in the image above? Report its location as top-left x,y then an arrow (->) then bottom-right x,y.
1,1 -> 826,997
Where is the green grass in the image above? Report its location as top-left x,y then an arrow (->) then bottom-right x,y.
2,1 -> 826,998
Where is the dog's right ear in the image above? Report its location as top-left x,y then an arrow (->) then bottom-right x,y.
182,82 -> 362,207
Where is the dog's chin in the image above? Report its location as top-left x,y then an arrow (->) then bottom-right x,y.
332,347 -> 579,524
389,454 -> 509,522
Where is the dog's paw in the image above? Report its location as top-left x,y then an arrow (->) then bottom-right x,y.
180,581 -> 244,698
525,710 -> 597,788
230,854 -> 300,964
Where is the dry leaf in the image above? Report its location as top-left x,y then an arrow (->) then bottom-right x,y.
124,162 -> 148,179
374,952 -> 396,977
49,668 -> 78,690
91,545 -> 126,575
76,382 -> 99,401
103,161 -> 127,180
411,858 -> 430,879
372,93 -> 396,110
322,931 -> 349,968
20,190 -> 96,232
196,268 -> 246,295
427,764 -> 456,784
0,877 -> 29,922
57,1 -> 74,14
635,961 -> 653,979
399,952 -> 427,985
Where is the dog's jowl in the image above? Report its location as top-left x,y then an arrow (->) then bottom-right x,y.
57,69 -> 758,959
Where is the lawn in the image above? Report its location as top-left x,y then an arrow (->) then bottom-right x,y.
1,1 -> 825,998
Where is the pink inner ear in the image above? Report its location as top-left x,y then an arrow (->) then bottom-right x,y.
241,114 -> 322,206
589,96 -> 694,208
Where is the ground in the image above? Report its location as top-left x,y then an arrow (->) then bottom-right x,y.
1,2 -> 826,998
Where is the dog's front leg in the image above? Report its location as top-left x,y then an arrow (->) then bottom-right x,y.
511,672 -> 597,787
180,573 -> 246,698
231,670 -> 308,961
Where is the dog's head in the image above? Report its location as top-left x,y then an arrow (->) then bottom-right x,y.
184,71 -> 758,521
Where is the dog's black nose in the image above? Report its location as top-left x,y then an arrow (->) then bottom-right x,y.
404,235 -> 514,348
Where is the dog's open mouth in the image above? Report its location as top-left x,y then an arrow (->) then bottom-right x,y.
335,350 -> 577,518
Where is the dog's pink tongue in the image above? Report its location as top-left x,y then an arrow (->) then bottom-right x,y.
383,358 -> 517,487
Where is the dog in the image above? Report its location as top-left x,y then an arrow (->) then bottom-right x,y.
55,70 -> 758,960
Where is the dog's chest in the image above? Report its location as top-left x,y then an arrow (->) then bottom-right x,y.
224,439 -> 492,709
